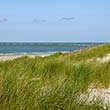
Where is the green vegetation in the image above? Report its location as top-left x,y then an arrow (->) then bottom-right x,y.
0,44 -> 110,110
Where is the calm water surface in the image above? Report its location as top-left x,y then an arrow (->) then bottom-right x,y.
0,43 -> 103,55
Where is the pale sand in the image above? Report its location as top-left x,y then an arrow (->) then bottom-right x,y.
0,54 -> 52,61
96,54 -> 110,63
80,87 -> 110,106
87,53 -> 110,63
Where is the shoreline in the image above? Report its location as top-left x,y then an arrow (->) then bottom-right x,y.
0,44 -> 109,61
0,51 -> 71,61
0,53 -> 52,61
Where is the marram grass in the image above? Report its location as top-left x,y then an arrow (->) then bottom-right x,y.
0,44 -> 110,110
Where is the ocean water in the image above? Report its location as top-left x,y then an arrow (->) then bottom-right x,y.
0,43 -> 103,55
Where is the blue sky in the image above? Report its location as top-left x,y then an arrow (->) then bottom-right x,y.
0,0 -> 110,42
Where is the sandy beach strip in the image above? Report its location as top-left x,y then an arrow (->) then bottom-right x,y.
0,54 -> 52,61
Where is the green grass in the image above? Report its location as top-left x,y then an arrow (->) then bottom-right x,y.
0,44 -> 110,110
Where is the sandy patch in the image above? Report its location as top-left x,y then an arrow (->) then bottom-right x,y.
0,54 -> 51,61
80,87 -> 110,105
96,54 -> 110,63
87,54 -> 110,63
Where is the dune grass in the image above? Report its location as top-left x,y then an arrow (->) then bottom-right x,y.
0,44 -> 110,110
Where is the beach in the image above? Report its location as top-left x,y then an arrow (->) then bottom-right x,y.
0,54 -> 52,61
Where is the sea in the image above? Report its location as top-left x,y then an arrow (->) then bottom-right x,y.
0,42 -> 104,55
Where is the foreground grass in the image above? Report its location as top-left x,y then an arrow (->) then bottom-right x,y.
0,44 -> 110,110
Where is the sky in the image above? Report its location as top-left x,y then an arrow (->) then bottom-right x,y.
0,0 -> 110,42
